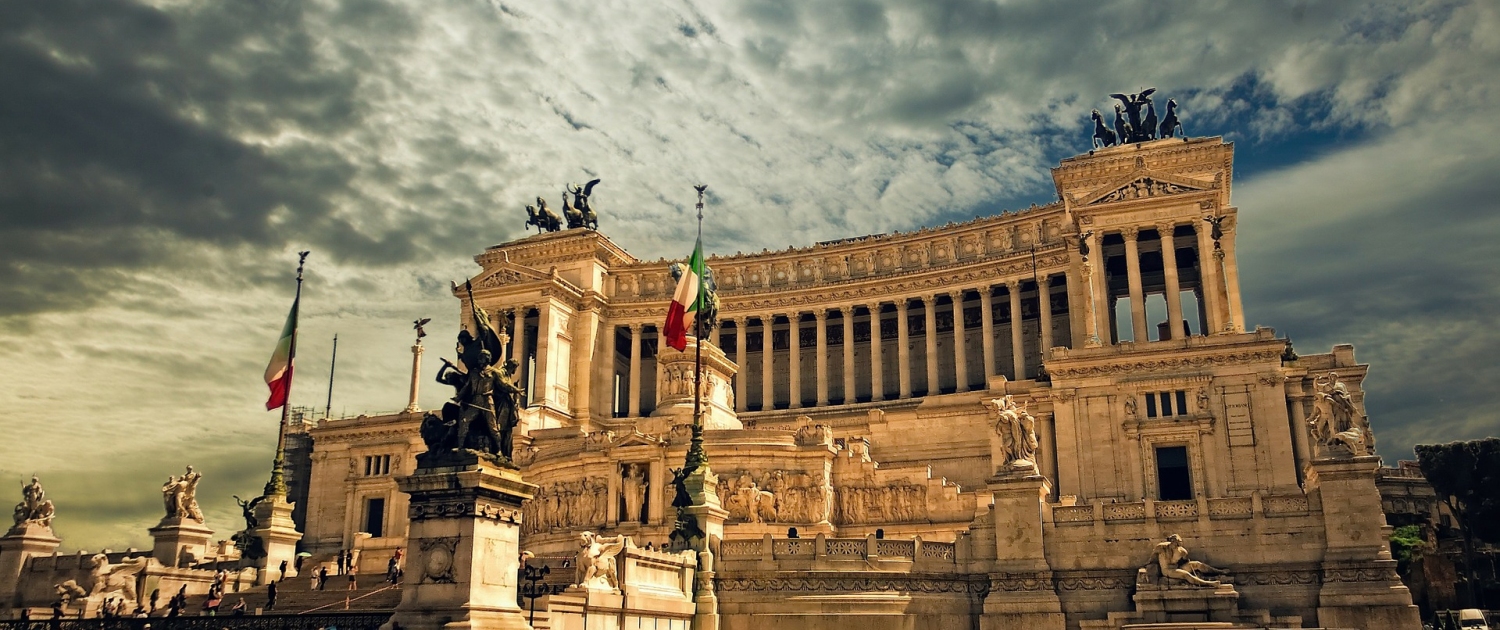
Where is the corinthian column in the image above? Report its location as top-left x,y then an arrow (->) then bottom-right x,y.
980,287 -> 995,381
405,342 -> 424,413
733,317 -> 747,412
951,290 -> 968,392
1009,281 -> 1025,380
814,310 -> 829,406
761,316 -> 775,410
788,313 -> 802,409
1193,219 -> 1226,333
896,300 -> 912,399
1158,222 -> 1185,340
1123,227 -> 1148,342
1039,276 -> 1054,359
871,304 -> 885,402
841,307 -> 856,404
627,323 -> 643,417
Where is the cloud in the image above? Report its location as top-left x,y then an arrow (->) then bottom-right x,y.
0,0 -> 1496,550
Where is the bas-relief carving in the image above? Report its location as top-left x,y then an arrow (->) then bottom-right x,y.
833,482 -> 928,525
718,470 -> 832,524
523,477 -> 609,534
419,537 -> 459,584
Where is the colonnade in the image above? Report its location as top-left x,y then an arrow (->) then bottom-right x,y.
613,275 -> 1068,416
1088,219 -> 1237,343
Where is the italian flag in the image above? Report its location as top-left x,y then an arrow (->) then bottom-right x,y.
263,295 -> 299,410
663,238 -> 705,351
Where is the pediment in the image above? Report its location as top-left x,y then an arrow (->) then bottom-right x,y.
1081,170 -> 1214,207
609,430 -> 665,449
470,261 -> 550,289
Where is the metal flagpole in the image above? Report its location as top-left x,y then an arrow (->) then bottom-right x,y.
325,334 -> 339,418
266,250 -> 309,497
687,185 -> 709,471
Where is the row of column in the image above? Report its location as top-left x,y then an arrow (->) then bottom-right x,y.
617,277 -> 1063,416
1094,219 -> 1236,343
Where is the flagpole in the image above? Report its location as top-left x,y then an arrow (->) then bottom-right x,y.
687,185 -> 708,471
266,251 -> 309,497
325,333 -> 338,418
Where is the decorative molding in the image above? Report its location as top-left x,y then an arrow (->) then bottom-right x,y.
1047,349 -> 1282,379
715,577 -> 988,596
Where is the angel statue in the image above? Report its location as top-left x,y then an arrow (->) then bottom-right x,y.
986,396 -> 1039,472
565,179 -> 601,230
1109,88 -> 1157,143
574,531 -> 626,590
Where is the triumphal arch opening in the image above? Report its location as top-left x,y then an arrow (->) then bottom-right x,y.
290,134 -> 1418,629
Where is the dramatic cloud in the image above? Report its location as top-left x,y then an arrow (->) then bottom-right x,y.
0,0 -> 1495,550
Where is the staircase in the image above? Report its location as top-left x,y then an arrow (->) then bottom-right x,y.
185,572 -> 403,615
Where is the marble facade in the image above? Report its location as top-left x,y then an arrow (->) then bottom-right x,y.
295,137 -> 1419,629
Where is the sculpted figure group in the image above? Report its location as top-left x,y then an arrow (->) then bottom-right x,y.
421,290 -> 525,466
524,179 -> 601,233
523,477 -> 609,534
160,466 -> 204,522
1091,88 -> 1185,149
833,481 -> 927,525
1307,372 -> 1369,457
718,469 -> 833,525
987,395 -> 1039,471
12,475 -> 54,529
1148,534 -> 1226,588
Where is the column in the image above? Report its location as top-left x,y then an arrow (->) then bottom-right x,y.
1039,276 -> 1054,357
1222,225 -> 1245,332
870,304 -> 885,402
1088,230 -> 1108,345
761,316 -> 775,410
1193,220 -> 1226,333
1009,281 -> 1025,380
1122,227 -> 1148,342
533,302 -> 553,406
896,300 -> 912,399
841,307 -> 856,404
1157,222 -> 1186,340
788,313 -> 802,409
734,318 -> 748,412
951,290 -> 969,392
511,307 -> 529,402
627,324 -> 643,417
923,295 -> 939,395
980,287 -> 996,381
815,310 -> 829,406
1287,381 -> 1311,484
405,343 -> 424,413
603,326 -> 617,416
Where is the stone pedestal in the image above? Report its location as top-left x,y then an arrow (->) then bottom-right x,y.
682,466 -> 728,551
647,337 -> 740,433
981,470 -> 1065,630
383,458 -> 537,630
250,493 -> 303,585
0,523 -> 60,609
1306,455 -> 1421,630
148,518 -> 213,568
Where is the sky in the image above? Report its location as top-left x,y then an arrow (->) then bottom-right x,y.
1,0 -> 1497,552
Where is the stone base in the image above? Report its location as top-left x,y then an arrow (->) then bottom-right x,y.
1306,456 -> 1421,630
0,523 -> 60,608
382,457 -> 537,630
148,518 -> 214,568
1079,582 -> 1296,630
982,473 -> 1064,630
250,493 -> 303,585
649,337 -> 741,430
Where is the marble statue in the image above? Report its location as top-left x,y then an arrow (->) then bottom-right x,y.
12,475 -> 55,528
1124,395 -> 1138,419
1308,372 -> 1365,456
987,396 -> 1039,470
621,464 -> 647,524
87,554 -> 149,602
573,531 -> 625,590
54,579 -> 87,607
1152,534 -> 1224,587
160,466 -> 204,522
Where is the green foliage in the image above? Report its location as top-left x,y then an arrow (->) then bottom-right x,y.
1389,524 -> 1423,567
1416,438 -> 1500,544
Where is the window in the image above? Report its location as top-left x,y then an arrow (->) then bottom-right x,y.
1155,446 -> 1193,501
363,454 -> 393,476
1144,390 -> 1190,418
364,497 -> 386,538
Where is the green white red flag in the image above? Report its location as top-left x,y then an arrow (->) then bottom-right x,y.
663,238 -> 705,351
263,295 -> 299,410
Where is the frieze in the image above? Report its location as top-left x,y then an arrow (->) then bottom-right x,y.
1235,569 -> 1320,586
1055,575 -> 1136,591
1321,566 -> 1402,584
715,577 -> 987,596
991,571 -> 1054,592
410,498 -> 522,523
1047,349 -> 1282,379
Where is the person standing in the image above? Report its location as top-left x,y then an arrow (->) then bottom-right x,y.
278,559 -> 289,581
266,580 -> 278,611
336,550 -> 346,575
318,565 -> 329,590
347,564 -> 358,591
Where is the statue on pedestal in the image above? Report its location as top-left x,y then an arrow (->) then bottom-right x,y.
421,295 -> 525,467
986,396 -> 1038,471
231,495 -> 267,560
573,531 -> 625,590
565,180 -> 601,230
12,475 -> 55,529
1149,534 -> 1225,587
1307,372 -> 1366,457
159,466 -> 204,522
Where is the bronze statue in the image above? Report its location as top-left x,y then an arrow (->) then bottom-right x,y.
420,291 -> 525,467
1142,96 -> 1159,142
566,179 -> 601,230
1159,98 -> 1184,138
413,317 -> 431,341
1112,104 -> 1131,146
231,495 -> 267,560
1110,88 -> 1157,143
525,201 -> 562,233
1091,109 -> 1117,148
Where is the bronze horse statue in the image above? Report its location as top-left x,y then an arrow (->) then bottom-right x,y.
1091,109 -> 1117,149
1159,98 -> 1184,138
525,199 -> 562,233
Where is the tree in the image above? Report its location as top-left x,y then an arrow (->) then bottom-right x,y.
1415,437 -> 1500,607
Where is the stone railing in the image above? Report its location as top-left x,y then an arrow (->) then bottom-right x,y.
718,533 -> 962,565
1048,493 -> 1313,526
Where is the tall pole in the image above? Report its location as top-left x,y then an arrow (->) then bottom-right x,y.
325,334 -> 338,418
266,251 -> 309,497
686,185 -> 709,472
